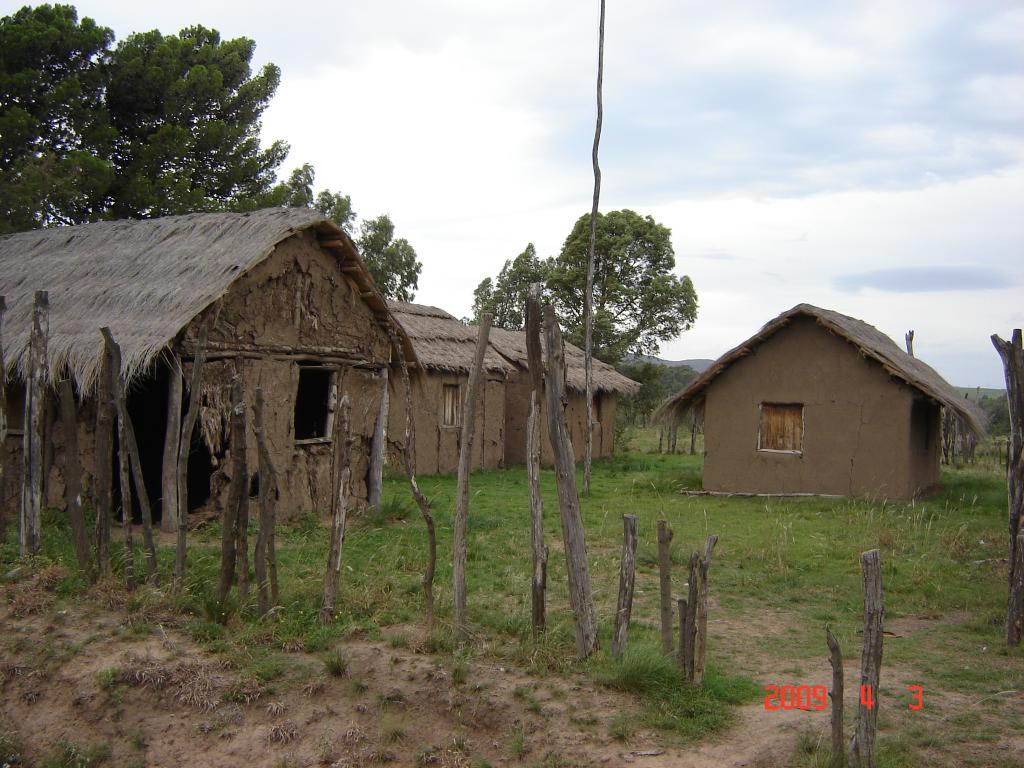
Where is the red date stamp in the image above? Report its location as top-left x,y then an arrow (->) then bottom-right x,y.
763,684 -> 924,711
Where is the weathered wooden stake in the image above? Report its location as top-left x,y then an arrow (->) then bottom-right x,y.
101,328 -> 157,582
676,597 -> 688,670
174,328 -> 206,590
387,328 -> 437,627
657,520 -> 674,654
58,379 -> 90,575
453,314 -> 492,641
525,284 -> 547,636
904,330 -> 914,357
826,626 -> 845,768
252,387 -> 278,616
849,549 -> 884,768
542,305 -> 599,657
217,373 -> 246,605
101,330 -> 136,591
692,534 -> 718,685
368,367 -> 389,513
611,514 -> 638,657
161,359 -> 183,533
681,551 -> 699,678
0,297 -> 6,545
94,328 -> 115,579
321,393 -> 352,623
992,329 -> 1023,645
20,290 -> 47,555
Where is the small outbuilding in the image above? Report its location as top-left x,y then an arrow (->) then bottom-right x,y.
1,208 -> 415,526
654,304 -> 985,499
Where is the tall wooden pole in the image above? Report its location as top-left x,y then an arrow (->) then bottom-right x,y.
826,627 -> 845,768
233,362 -> 250,603
657,520 -> 674,654
161,359 -> 183,533
387,328 -> 437,627
101,328 -> 158,581
0,297 -> 8,545
58,379 -> 90,575
21,290 -> 48,555
252,387 -> 278,616
583,0 -> 606,497
174,328 -> 206,590
368,368 -> 389,513
526,284 -> 547,635
849,549 -> 884,768
992,329 -> 1023,644
321,393 -> 352,623
692,534 -> 718,685
94,327 -> 115,579
904,330 -> 914,357
454,314 -> 492,641
543,305 -> 599,657
611,514 -> 638,657
102,330 -> 136,591
217,372 -> 245,604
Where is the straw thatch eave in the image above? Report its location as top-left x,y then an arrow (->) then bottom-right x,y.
386,301 -> 514,375
652,303 -> 986,437
0,208 -> 417,392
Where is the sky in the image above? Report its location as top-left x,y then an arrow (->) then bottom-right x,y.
10,0 -> 1023,386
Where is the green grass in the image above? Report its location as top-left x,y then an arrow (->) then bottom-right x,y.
3,436 -> 1021,764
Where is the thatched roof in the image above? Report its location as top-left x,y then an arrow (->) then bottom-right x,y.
387,301 -> 639,394
653,303 -> 985,436
387,301 -> 515,375
0,208 -> 415,391
487,327 -> 640,395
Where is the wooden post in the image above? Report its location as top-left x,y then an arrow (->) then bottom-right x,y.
174,328 -> 206,590
161,359 -> 183,533
692,534 -> 718,685
682,551 -> 699,679
252,387 -> 278,616
657,520 -> 674,654
94,327 -> 115,580
849,549 -> 884,768
453,314 -> 492,641
0,297 -> 6,545
102,330 -> 136,591
368,368 -> 389,513
676,597 -> 688,670
992,330 -> 1023,645
321,393 -> 352,623
20,290 -> 47,555
58,379 -> 90,575
387,329 -> 437,627
904,330 -> 914,357
542,305 -> 599,657
217,373 -> 244,604
526,284 -> 547,636
233,363 -> 250,604
611,514 -> 638,657
826,627 -> 845,768
101,328 -> 158,582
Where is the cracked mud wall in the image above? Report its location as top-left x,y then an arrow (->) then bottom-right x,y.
701,315 -> 931,499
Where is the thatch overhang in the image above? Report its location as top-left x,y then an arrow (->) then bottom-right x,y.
386,301 -> 515,376
487,327 -> 640,395
653,303 -> 986,436
0,208 -> 417,391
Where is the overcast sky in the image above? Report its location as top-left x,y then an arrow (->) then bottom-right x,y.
13,0 -> 1023,386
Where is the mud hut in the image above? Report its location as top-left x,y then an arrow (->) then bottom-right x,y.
486,327 -> 639,465
654,304 -> 985,499
386,302 -> 513,474
386,302 -> 639,473
0,208 -> 416,526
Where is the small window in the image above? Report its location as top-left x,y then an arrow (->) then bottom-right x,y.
294,365 -> 336,441
758,403 -> 803,453
442,384 -> 461,427
592,393 -> 603,423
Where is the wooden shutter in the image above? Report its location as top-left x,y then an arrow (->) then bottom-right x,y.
442,384 -> 461,427
758,403 -> 803,452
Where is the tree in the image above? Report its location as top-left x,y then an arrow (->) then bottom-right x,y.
546,210 -> 698,364
0,4 -> 114,233
0,6 -> 287,228
357,214 -> 421,303
471,243 -> 546,329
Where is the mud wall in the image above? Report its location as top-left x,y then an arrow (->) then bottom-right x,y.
702,315 -> 927,499
388,369 -> 506,475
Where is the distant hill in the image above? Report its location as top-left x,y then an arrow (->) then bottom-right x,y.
629,355 -> 715,373
954,387 -> 1005,401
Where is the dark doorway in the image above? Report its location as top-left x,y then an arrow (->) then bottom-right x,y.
294,365 -> 335,440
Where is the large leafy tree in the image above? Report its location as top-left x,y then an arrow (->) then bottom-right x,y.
546,210 -> 697,364
0,4 -> 114,232
357,214 -> 420,303
471,243 -> 546,329
0,4 -> 286,228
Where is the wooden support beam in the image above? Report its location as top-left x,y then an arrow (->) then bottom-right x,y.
611,514 -> 638,657
657,520 -> 674,654
20,291 -> 47,556
102,330 -> 136,591
161,358 -> 183,534
849,549 -> 884,768
526,284 -> 547,637
58,379 -> 90,575
321,393 -> 352,623
0,296 -> 7,545
94,327 -> 114,580
253,387 -> 279,615
174,328 -> 206,590
368,369 -> 389,513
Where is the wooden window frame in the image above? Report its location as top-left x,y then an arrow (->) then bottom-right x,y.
757,402 -> 804,455
441,383 -> 462,428
294,363 -> 339,445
